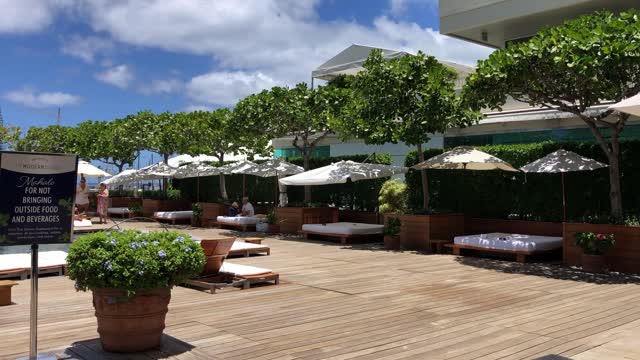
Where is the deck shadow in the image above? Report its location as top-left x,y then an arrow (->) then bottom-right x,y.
62,334 -> 199,359
455,256 -> 640,285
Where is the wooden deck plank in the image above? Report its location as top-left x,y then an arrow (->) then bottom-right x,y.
1,222 -> 639,359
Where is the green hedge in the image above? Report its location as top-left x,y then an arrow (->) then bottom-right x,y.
405,141 -> 640,222
175,153 -> 392,211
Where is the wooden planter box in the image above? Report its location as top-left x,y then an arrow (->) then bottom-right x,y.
199,202 -> 227,227
275,207 -> 339,234
465,218 -> 563,237
142,199 -> 191,217
564,222 -> 640,274
339,210 -> 381,224
109,197 -> 142,209
384,213 -> 465,251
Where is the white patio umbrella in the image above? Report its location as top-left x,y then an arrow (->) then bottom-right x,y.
218,160 -> 258,197
245,159 -> 304,207
279,160 -> 407,186
412,146 -> 518,172
609,93 -> 640,117
172,161 -> 222,202
77,160 -> 111,178
521,149 -> 607,222
102,169 -> 138,187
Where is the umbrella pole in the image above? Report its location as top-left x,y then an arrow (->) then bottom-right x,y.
242,174 -> 246,197
274,171 -> 278,208
562,172 -> 566,222
197,174 -> 200,203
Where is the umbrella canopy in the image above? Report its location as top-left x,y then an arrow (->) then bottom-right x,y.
245,159 -> 303,178
173,162 -> 221,179
217,160 -> 258,175
609,93 -> 640,117
412,146 -> 518,172
136,162 -> 178,180
77,161 -> 111,178
102,169 -> 138,186
168,154 -> 218,167
521,149 -> 608,173
279,160 -> 407,186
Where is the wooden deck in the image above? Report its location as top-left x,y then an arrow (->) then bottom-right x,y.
1,224 -> 640,359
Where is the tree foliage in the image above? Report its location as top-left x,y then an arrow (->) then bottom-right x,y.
17,125 -> 77,154
462,9 -> 640,219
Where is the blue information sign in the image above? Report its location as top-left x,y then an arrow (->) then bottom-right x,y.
0,152 -> 78,245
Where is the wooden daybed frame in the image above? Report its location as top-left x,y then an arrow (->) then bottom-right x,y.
446,243 -> 561,263
300,229 -> 383,244
152,215 -> 191,225
214,221 -> 256,232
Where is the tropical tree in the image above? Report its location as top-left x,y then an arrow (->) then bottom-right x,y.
76,118 -> 143,172
462,10 -> 640,220
234,83 -> 349,202
0,125 -> 20,150
16,125 -> 77,154
343,50 -> 477,209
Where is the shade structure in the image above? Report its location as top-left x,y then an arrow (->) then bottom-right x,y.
102,169 -> 138,186
136,162 -> 178,179
245,159 -> 304,207
217,160 -> 257,175
172,162 -> 221,179
77,161 -> 111,178
609,93 -> 640,117
279,160 -> 407,186
521,149 -> 608,221
412,146 -> 518,172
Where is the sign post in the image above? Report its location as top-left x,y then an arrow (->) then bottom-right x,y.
0,151 -> 77,360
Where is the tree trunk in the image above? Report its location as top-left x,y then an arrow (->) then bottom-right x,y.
219,153 -> 228,201
416,143 -> 429,210
608,136 -> 623,221
303,150 -> 311,204
162,153 -> 169,194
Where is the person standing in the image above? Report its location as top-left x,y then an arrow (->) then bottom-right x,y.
75,177 -> 90,213
97,183 -> 110,224
241,197 -> 255,217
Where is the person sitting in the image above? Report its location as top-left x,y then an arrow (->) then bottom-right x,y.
228,202 -> 240,217
241,197 -> 255,217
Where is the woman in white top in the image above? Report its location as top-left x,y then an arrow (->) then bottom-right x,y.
241,197 -> 255,217
76,177 -> 90,213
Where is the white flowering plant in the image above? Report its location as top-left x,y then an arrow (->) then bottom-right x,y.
67,230 -> 205,296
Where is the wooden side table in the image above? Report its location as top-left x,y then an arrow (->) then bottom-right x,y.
243,237 -> 264,245
0,280 -> 18,306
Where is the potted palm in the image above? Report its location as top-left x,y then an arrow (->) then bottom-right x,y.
384,217 -> 401,251
575,232 -> 615,273
266,211 -> 281,234
66,230 -> 205,352
191,203 -> 203,227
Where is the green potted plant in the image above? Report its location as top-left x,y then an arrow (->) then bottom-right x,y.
191,203 -> 203,227
575,232 -> 615,273
66,230 -> 205,352
265,211 -> 281,234
127,204 -> 142,218
383,217 -> 402,250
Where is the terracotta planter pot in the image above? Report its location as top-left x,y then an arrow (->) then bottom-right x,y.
384,235 -> 401,251
581,254 -> 606,273
92,288 -> 171,352
268,224 -> 281,235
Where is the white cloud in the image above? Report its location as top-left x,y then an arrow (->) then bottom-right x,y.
139,78 -> 183,95
0,0 -> 71,33
61,35 -> 114,63
95,64 -> 134,89
3,88 -> 81,109
182,104 -> 213,112
388,0 -> 437,17
186,71 -> 277,105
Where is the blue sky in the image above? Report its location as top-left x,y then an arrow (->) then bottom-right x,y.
0,0 -> 492,141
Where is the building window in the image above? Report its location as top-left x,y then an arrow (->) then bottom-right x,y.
274,146 -> 330,159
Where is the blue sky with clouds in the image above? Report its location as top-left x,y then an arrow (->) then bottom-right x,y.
0,0 -> 492,134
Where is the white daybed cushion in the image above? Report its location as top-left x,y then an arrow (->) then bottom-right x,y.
302,222 -> 384,236
0,251 -> 67,272
216,216 -> 260,225
231,241 -> 268,251
108,207 -> 131,215
454,232 -> 563,252
74,219 -> 93,227
154,211 -> 193,219
220,262 -> 272,276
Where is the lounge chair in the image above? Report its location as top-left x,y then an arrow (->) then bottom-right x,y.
215,216 -> 261,232
108,207 -> 133,218
0,251 -> 67,280
220,262 -> 279,287
301,222 -> 384,244
448,232 -> 563,263
153,211 -> 193,225
228,241 -> 271,257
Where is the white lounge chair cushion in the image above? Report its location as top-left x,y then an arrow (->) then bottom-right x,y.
74,219 -> 93,227
154,211 -> 193,219
220,262 -> 272,276
231,242 -> 268,251
454,233 -> 563,252
0,251 -> 67,272
302,222 -> 384,235
216,216 -> 260,225
108,207 -> 131,215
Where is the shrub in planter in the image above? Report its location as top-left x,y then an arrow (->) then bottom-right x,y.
383,217 -> 402,250
66,230 -> 205,352
378,180 -> 407,215
266,211 -> 281,234
575,232 -> 615,273
128,204 -> 142,217
191,203 -> 203,227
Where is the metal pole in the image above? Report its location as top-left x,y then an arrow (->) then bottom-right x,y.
562,172 -> 566,222
30,243 -> 38,359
